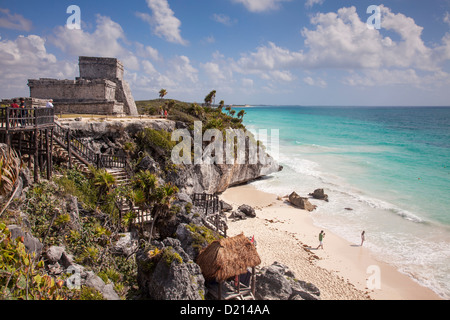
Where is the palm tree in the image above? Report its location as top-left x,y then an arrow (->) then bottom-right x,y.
218,100 -> 225,113
230,110 -> 236,117
132,170 -> 157,207
131,171 -> 179,241
92,168 -> 117,202
225,105 -> 232,115
0,145 -> 21,217
148,182 -> 179,242
159,89 -> 168,100
237,110 -> 246,120
204,90 -> 216,107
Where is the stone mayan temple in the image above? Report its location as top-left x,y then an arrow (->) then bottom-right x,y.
28,56 -> 138,116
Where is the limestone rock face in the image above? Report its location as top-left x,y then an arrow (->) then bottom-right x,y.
170,160 -> 281,195
60,117 -> 282,195
136,238 -> 206,300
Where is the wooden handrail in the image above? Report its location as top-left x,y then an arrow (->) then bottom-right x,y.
0,107 -> 54,130
53,121 -> 128,170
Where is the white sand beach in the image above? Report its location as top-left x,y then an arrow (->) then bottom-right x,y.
220,184 -> 442,300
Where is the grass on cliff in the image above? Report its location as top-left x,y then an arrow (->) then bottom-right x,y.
136,99 -> 246,132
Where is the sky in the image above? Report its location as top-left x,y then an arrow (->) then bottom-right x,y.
1,0 -> 450,106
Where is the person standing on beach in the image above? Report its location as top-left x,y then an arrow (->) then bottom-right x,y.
361,231 -> 365,246
316,231 -> 325,249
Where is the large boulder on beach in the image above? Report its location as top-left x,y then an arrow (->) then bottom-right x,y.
238,204 -> 256,218
220,200 -> 233,212
288,192 -> 317,212
309,189 -> 329,202
255,262 -> 320,300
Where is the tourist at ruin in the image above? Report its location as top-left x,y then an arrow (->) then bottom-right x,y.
46,99 -> 54,108
9,99 -> 20,127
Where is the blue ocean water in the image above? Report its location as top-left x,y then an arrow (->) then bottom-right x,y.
237,106 -> 450,299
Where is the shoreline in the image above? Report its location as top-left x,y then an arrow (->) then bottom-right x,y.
220,183 -> 442,300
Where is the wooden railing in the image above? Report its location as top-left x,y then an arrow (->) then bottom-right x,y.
193,193 -> 227,237
0,107 -> 55,130
193,193 -> 222,215
53,122 -> 127,169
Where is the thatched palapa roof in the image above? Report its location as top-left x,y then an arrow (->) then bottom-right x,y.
196,233 -> 261,282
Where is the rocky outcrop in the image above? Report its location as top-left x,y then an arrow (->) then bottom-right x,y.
45,245 -> 121,300
238,204 -> 256,218
59,118 -> 176,143
8,225 -> 43,257
220,200 -> 233,212
136,238 -> 206,300
61,118 -> 282,195
255,262 -> 320,300
229,204 -> 257,221
171,161 -> 281,195
288,192 -> 317,212
309,189 -> 329,202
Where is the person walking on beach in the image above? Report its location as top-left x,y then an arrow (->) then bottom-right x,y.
316,230 -> 325,249
361,231 -> 365,246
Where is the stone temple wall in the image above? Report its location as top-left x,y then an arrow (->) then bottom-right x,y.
79,56 -> 124,81
27,56 -> 138,116
29,79 -> 117,102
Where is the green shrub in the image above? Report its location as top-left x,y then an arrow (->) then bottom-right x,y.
0,223 -> 69,300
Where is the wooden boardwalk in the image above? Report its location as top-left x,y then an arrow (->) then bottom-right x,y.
0,107 -> 55,181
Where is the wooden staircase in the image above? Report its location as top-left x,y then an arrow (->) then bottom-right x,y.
51,121 -> 153,227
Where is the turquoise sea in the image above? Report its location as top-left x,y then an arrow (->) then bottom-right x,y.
237,106 -> 450,299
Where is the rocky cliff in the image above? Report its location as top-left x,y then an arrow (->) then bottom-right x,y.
58,118 -> 282,194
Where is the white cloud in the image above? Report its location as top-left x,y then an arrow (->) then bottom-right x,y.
270,70 -> 296,82
343,69 -> 450,88
202,62 -> 225,80
212,13 -> 237,26
242,78 -> 254,87
51,15 -> 140,70
232,0 -> 291,13
0,35 -> 77,97
135,43 -> 161,61
236,41 -> 304,71
202,35 -> 216,44
305,0 -> 324,8
168,55 -> 199,84
0,8 -> 32,31
444,12 -> 450,26
299,6 -> 437,71
303,76 -> 327,87
237,6 -> 442,72
137,0 -> 187,45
